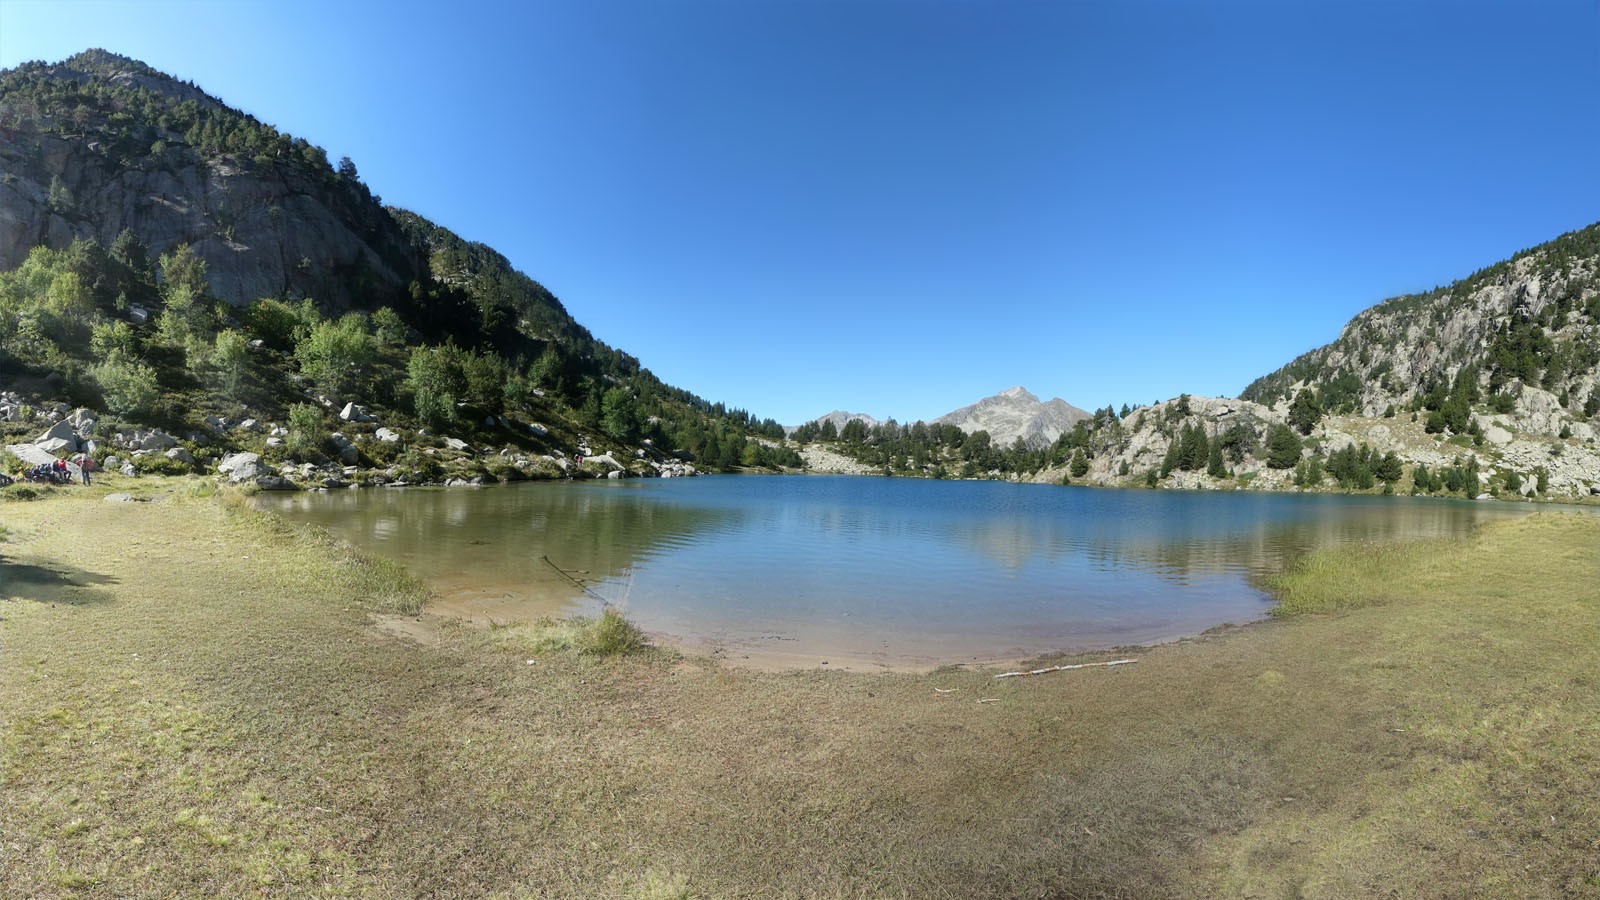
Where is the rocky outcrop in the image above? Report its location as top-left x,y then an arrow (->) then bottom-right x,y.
0,50 -> 424,309
1241,223 -> 1600,440
934,386 -> 1091,449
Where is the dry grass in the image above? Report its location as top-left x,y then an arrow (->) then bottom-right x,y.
2,486 -> 1596,898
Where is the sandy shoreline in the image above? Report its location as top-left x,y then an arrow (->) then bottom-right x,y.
383,576 -> 1196,673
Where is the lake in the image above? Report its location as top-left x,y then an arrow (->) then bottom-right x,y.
258,476 -> 1541,668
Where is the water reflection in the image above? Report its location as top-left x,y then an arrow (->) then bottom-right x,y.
260,477 -> 1546,664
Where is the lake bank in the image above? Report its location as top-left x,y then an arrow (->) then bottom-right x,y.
3,482 -> 1596,896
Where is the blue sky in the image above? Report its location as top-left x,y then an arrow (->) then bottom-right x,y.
2,0 -> 1596,425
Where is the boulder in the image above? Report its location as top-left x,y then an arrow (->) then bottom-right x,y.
266,437 -> 284,447
375,427 -> 401,443
247,339 -> 264,349
238,418 -> 261,433
132,430 -> 178,451
120,463 -> 137,477
104,492 -> 136,503
203,415 -> 229,433
67,407 -> 98,435
35,437 -> 76,455
255,475 -> 296,491
36,419 -> 78,448
1484,425 -> 1513,446
6,443 -> 59,467
128,305 -> 149,325
587,453 -> 625,471
217,451 -> 273,483
329,432 -> 360,464
443,437 -> 473,453
527,423 -> 547,437
165,447 -> 196,465
339,402 -> 374,423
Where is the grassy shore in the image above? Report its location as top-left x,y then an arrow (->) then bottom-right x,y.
2,481 -> 1596,898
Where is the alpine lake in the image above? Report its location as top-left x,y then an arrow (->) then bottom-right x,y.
258,475 -> 1550,668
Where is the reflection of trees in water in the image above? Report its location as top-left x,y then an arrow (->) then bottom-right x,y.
263,484 -> 745,593
789,490 -> 1521,588
266,483 -> 1525,600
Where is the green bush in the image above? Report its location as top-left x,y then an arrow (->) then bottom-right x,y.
391,447 -> 444,483
134,453 -> 195,476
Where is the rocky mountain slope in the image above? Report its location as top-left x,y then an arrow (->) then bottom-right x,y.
0,49 -> 422,311
1242,223 -> 1600,435
800,226 -> 1600,498
0,50 -> 797,487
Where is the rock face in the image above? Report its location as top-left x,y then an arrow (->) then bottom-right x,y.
1241,222 -> 1600,441
934,386 -> 1091,449
0,50 -> 425,310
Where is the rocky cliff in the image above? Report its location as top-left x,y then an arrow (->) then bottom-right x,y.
1242,223 -> 1600,439
0,49 -> 423,310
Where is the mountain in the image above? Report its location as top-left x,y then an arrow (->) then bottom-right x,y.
796,228 -> 1600,497
0,49 -> 424,312
933,386 -> 1090,449
0,50 -> 798,483
794,410 -> 880,435
1241,222 -> 1600,438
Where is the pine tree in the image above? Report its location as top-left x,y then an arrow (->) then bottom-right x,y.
1160,434 -> 1181,478
1288,389 -> 1322,435
1265,424 -> 1302,469
1206,438 -> 1227,478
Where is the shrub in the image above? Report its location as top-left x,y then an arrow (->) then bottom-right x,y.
94,355 -> 160,417
1,484 -> 44,501
580,607 -> 646,656
286,403 -> 324,460
508,608 -> 648,657
134,453 -> 194,476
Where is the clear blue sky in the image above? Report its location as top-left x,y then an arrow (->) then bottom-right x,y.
3,0 -> 1596,425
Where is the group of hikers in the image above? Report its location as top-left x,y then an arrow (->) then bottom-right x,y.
4,454 -> 94,487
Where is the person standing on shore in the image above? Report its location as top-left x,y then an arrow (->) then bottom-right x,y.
76,453 -> 93,485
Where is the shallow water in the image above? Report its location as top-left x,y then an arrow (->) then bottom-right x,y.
260,476 -> 1542,666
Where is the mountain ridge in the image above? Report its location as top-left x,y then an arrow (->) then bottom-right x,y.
0,49 -> 799,483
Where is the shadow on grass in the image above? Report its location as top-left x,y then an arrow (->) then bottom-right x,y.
1,556 -> 119,606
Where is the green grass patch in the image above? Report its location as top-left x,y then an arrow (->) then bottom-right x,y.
492,607 -> 649,657
1267,536 -> 1449,615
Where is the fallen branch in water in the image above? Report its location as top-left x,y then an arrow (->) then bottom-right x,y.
993,658 -> 1137,679
540,555 -> 609,603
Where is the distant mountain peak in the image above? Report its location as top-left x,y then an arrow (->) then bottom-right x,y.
935,387 -> 1089,449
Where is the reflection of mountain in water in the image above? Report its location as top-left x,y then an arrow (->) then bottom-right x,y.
261,478 -> 1548,662
262,483 -> 746,606
762,481 -> 1523,589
